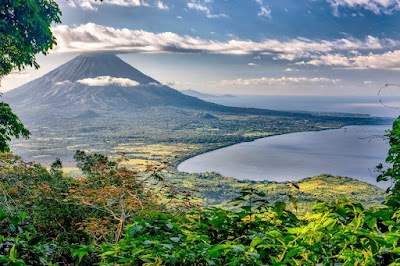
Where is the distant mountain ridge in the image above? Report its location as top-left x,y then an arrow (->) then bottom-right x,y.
181,89 -> 236,99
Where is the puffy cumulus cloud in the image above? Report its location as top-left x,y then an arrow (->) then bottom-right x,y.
221,76 -> 341,86
77,76 -> 141,87
299,50 -> 400,70
67,0 -> 172,11
186,0 -> 228,18
51,23 -> 396,60
327,0 -> 400,15
255,0 -> 272,18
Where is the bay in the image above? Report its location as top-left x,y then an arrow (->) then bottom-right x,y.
178,125 -> 392,188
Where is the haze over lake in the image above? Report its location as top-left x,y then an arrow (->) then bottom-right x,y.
178,96 -> 397,188
207,95 -> 400,118
178,125 -> 391,188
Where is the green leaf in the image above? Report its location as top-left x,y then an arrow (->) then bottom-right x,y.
288,195 -> 298,210
250,237 -> 263,248
9,223 -> 16,233
323,218 -> 337,230
10,245 -> 17,261
19,212 -> 26,222
233,246 -> 244,253
247,252 -> 260,259
274,201 -> 286,216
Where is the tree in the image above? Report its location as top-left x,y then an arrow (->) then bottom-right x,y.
0,0 -> 62,152
0,0 -> 61,77
377,117 -> 400,196
0,101 -> 30,152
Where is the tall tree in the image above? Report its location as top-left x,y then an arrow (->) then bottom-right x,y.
0,0 -> 62,152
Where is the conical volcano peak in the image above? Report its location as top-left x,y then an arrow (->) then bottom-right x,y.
4,52 -> 222,112
46,53 -> 160,85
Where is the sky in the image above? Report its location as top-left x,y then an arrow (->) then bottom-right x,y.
3,0 -> 400,96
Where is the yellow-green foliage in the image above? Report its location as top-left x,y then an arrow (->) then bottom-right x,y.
171,173 -> 385,214
112,143 -> 201,162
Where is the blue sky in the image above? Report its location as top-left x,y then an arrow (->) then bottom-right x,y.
3,0 -> 400,95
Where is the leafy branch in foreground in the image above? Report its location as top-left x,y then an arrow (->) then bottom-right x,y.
0,101 -> 30,153
377,117 -> 400,195
0,0 -> 61,153
0,0 -> 61,77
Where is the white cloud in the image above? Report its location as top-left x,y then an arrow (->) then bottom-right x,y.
285,68 -> 299,72
299,50 -> 400,70
55,80 -> 73,86
327,0 -> 400,15
258,6 -> 272,17
77,76 -> 141,87
248,63 -> 258,66
156,1 -> 169,10
221,76 -> 341,86
186,0 -> 228,18
68,0 -> 152,11
255,0 -> 272,18
51,23 -> 396,61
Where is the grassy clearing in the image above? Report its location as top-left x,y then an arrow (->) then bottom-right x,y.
243,132 -> 274,137
113,143 -> 201,161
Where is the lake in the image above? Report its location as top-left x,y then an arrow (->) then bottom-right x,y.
178,125 -> 392,188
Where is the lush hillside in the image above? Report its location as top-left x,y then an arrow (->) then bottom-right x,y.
172,173 -> 385,212
0,146 -> 399,265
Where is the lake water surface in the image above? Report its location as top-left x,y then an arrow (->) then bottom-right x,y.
178,125 -> 392,188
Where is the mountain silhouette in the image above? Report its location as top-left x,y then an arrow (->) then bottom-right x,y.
4,53 -> 302,120
4,54 -> 215,110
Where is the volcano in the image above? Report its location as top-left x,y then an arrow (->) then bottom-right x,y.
4,53 -> 302,119
4,53 -> 222,112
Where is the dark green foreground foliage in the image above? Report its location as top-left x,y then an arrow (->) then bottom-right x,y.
1,119 -> 400,265
0,102 -> 30,153
97,197 -> 400,265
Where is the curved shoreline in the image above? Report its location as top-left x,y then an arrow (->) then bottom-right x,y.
176,123 -> 393,176
175,125 -> 345,170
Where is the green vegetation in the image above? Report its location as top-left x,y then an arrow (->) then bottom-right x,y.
377,117 -> 400,195
1,1 -> 399,264
172,173 -> 385,213
11,106 -> 388,168
0,119 -> 399,265
0,0 -> 61,154
0,102 -> 30,153
0,0 -> 61,77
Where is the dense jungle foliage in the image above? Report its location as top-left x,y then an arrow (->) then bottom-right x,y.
0,118 -> 399,265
